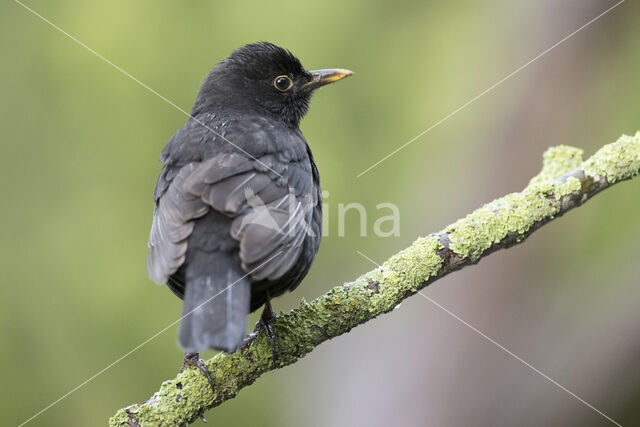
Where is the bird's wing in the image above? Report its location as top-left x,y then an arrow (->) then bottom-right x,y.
147,162 -> 207,285
183,151 -> 316,281
148,149 -> 316,284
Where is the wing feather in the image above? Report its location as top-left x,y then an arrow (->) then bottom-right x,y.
148,151 -> 315,285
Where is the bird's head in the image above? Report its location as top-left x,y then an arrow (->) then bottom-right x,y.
193,42 -> 353,128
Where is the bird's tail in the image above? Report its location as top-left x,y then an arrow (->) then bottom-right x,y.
179,251 -> 250,354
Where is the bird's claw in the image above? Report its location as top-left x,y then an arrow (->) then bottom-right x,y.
181,352 -> 215,395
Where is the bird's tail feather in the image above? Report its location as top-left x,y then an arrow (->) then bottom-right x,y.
179,252 -> 250,354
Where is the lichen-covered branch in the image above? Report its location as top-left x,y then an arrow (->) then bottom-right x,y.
110,132 -> 640,427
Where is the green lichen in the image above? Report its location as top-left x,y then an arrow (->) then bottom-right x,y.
269,237 -> 443,350
109,340 -> 281,426
446,145 -> 585,261
583,132 -> 640,183
444,133 -> 640,261
362,236 -> 443,311
446,193 -> 540,260
109,409 -> 132,426
529,145 -> 584,185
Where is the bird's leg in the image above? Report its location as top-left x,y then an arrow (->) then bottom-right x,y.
261,297 -> 277,353
253,294 -> 279,364
180,352 -> 215,396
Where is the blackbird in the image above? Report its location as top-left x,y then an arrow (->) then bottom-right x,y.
147,42 -> 352,367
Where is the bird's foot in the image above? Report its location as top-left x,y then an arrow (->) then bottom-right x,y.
180,352 -> 215,396
253,300 -> 279,365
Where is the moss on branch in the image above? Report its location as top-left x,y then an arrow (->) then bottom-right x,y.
111,132 -> 640,427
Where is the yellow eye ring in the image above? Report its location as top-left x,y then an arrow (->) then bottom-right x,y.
273,75 -> 293,91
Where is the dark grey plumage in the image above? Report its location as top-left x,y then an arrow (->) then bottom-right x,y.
147,42 -> 351,353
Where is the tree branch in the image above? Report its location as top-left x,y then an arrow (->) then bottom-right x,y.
110,132 -> 640,427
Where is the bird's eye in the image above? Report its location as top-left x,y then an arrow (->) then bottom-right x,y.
273,75 -> 293,92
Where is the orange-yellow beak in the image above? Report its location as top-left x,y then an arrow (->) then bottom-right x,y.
304,68 -> 354,88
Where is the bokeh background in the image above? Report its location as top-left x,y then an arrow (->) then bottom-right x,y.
1,0 -> 639,426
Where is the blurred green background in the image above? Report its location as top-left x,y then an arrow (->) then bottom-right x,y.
1,0 -> 639,426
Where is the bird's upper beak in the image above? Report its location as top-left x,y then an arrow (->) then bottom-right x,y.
304,68 -> 354,89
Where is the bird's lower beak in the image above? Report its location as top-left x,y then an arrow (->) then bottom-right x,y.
304,68 -> 354,88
